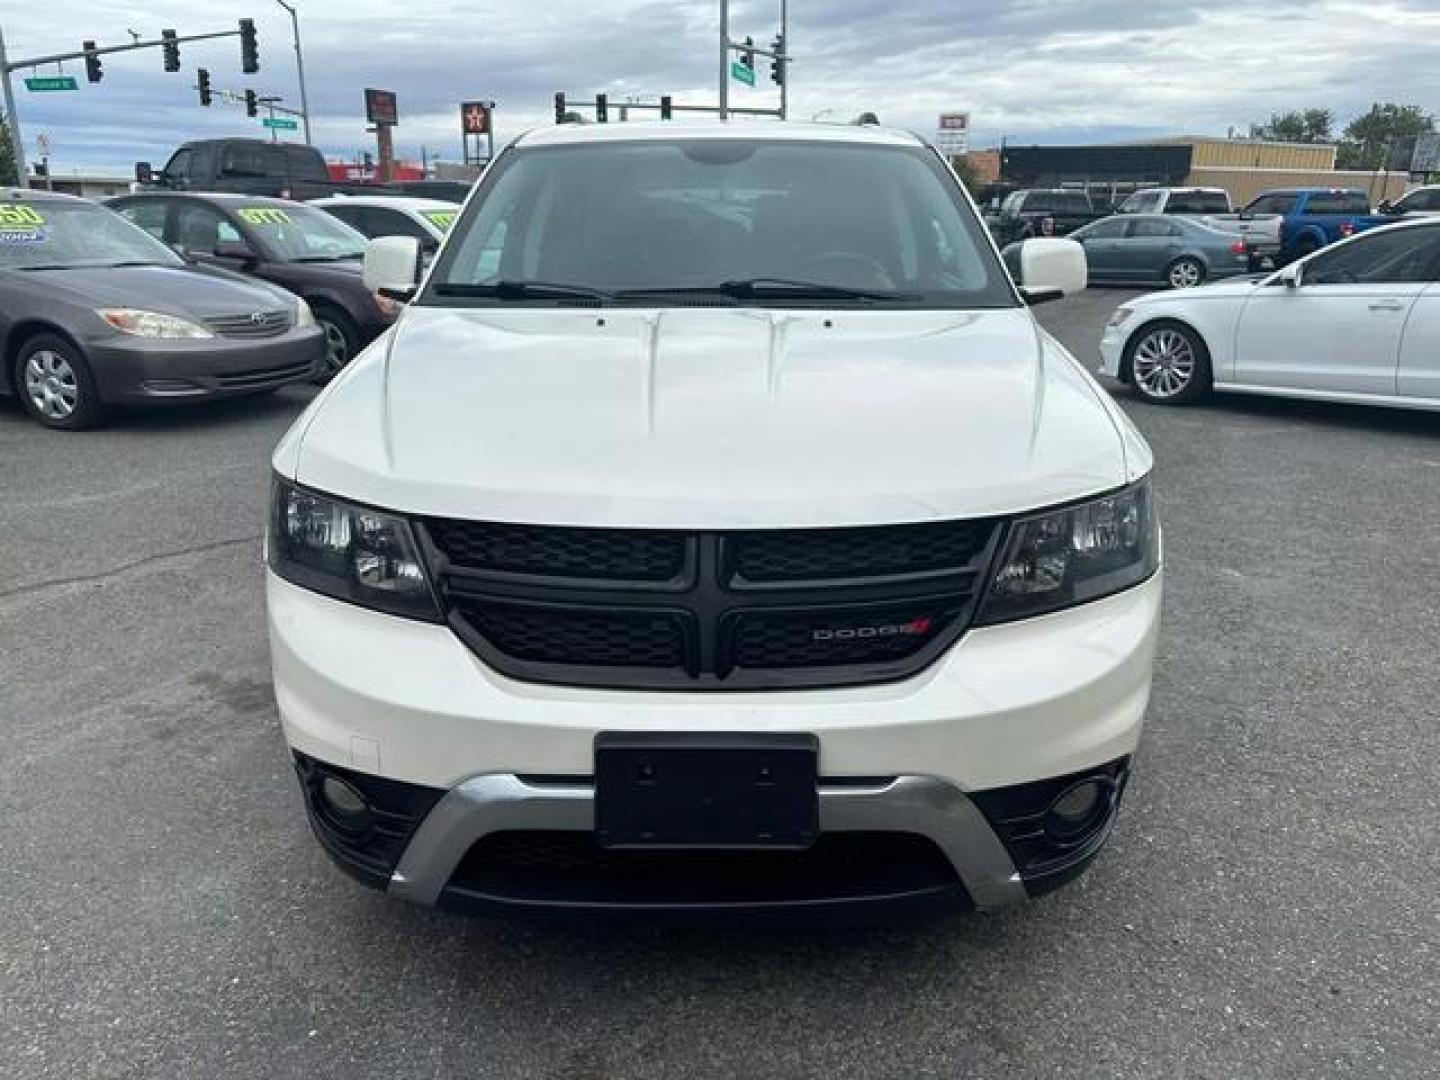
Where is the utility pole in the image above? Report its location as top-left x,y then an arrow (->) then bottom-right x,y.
718,0 -> 729,120
779,0 -> 787,120
0,25 -> 28,185
274,0 -> 312,145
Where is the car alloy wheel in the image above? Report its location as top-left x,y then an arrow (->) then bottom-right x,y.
23,349 -> 80,421
1131,328 -> 1196,399
320,319 -> 351,373
1167,258 -> 1204,289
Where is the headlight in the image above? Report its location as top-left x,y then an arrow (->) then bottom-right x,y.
976,477 -> 1158,625
1106,306 -> 1135,328
294,298 -> 315,328
268,477 -> 440,621
98,308 -> 214,339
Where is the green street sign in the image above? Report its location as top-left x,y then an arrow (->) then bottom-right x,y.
262,117 -> 299,130
730,60 -> 755,87
25,76 -> 78,92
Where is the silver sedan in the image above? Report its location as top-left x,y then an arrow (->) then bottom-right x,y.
1066,213 -> 1253,288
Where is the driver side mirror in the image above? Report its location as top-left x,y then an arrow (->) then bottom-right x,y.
213,240 -> 256,265
363,235 -> 423,301
1006,237 -> 1088,305
1377,199 -> 1394,214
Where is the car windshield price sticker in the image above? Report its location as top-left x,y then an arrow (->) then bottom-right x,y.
421,210 -> 457,231
0,206 -> 46,227
237,208 -> 293,226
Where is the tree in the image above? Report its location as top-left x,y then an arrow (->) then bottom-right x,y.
1249,109 -> 1334,144
1336,102 -> 1436,170
0,110 -> 17,187
949,155 -> 984,198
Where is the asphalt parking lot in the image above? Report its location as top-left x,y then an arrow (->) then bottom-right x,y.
3,287 -> 1438,1079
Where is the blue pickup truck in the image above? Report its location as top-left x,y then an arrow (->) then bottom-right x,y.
1238,187 -> 1389,265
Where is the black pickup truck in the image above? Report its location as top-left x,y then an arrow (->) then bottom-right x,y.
988,188 -> 1106,245
136,139 -> 471,203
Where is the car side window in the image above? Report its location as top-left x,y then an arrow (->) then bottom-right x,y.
116,201 -> 169,241
173,204 -> 247,256
161,149 -> 194,183
1081,218 -> 1128,240
1247,194 -> 1297,215
1128,218 -> 1180,239
1304,227 -> 1440,285
365,208 -> 431,243
322,205 -> 365,234
1304,192 -> 1370,215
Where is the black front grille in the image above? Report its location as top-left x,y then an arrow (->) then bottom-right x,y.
204,309 -> 291,338
420,518 -> 1001,691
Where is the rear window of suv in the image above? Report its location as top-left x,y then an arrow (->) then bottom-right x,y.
429,138 -> 1018,309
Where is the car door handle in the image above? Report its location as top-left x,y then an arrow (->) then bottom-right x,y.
1368,300 -> 1405,311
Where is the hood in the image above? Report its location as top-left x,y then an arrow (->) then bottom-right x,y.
29,264 -> 292,317
285,306 -> 1135,528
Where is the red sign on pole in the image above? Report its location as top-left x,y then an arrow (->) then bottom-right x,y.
365,88 -> 399,126
461,101 -> 491,135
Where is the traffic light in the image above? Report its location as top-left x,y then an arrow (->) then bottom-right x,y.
239,18 -> 259,74
770,35 -> 785,86
244,89 -> 258,118
741,36 -> 755,71
82,40 -> 103,83
660,95 -> 673,121
595,93 -> 608,123
197,68 -> 212,106
161,29 -> 179,72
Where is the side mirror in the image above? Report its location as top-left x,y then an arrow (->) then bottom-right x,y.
363,235 -> 423,300
1378,199 -> 1394,214
1008,237 -> 1087,304
213,240 -> 256,264
134,161 -> 154,184
1279,263 -> 1303,289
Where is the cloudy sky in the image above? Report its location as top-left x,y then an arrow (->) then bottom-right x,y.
5,0 -> 1440,174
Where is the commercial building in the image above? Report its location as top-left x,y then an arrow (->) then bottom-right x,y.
998,136 -> 1411,207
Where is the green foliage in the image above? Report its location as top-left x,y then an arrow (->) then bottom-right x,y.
1336,103 -> 1436,170
949,155 -> 984,198
1249,109 -> 1334,144
0,110 -> 17,187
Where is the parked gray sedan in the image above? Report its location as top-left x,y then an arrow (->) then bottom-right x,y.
1065,213 -> 1252,288
1,190 -> 324,430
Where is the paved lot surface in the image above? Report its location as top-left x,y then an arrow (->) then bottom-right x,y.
3,288 -> 1438,1079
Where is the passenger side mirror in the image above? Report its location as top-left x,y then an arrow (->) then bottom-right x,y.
1010,237 -> 1088,305
363,235 -> 423,301
1377,199 -> 1394,214
1278,263 -> 1303,289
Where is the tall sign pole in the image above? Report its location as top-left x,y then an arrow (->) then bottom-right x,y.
718,0 -> 729,120
779,0 -> 787,120
274,0 -> 312,145
0,25 -> 28,185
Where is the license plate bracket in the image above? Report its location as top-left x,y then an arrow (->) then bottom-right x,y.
594,732 -> 818,849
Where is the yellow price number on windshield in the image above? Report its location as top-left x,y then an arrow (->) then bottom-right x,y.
0,205 -> 46,227
421,210 -> 457,232
237,207 -> 293,226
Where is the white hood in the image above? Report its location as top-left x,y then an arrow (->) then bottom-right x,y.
282,306 -> 1138,528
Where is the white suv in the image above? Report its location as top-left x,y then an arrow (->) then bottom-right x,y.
266,121 -> 1161,917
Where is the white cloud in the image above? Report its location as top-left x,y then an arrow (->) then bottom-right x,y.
5,0 -> 1439,172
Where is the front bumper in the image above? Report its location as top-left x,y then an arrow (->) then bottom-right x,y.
87,326 -> 325,404
270,569 -> 1160,911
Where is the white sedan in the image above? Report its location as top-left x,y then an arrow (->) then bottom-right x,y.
310,195 -> 459,253
1099,219 -> 1440,410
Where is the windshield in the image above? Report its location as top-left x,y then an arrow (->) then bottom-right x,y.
0,201 -> 183,271
427,139 -> 1016,307
235,203 -> 367,261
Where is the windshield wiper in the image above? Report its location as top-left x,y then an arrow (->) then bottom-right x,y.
104,261 -> 173,269
13,264 -> 72,271
292,254 -> 363,263
433,280 -> 615,302
617,279 -> 919,303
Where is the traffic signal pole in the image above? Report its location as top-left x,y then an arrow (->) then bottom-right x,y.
718,0 -> 729,120
274,0 -> 312,145
0,24 -> 248,188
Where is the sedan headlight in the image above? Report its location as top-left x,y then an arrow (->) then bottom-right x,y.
268,477 -> 440,621
294,298 -> 316,328
976,478 -> 1158,625
98,308 -> 214,339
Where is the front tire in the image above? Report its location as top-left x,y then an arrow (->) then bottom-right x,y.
1124,320 -> 1212,406
1166,256 -> 1206,289
312,305 -> 359,383
11,332 -> 106,430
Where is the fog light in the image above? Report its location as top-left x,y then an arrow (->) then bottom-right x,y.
1044,779 -> 1109,842
319,775 -> 371,831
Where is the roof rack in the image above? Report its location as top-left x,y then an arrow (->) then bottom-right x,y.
851,112 -> 880,126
